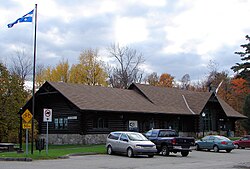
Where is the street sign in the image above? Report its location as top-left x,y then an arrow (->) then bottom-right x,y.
43,108 -> 52,122
23,123 -> 32,129
22,109 -> 33,123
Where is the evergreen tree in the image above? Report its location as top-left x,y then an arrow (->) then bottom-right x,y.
232,35 -> 250,85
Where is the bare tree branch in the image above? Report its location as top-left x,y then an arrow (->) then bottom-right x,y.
9,49 -> 32,81
107,44 -> 145,89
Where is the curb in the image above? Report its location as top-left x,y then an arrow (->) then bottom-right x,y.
0,152 -> 99,161
58,152 -> 99,159
69,152 -> 99,156
0,157 -> 32,162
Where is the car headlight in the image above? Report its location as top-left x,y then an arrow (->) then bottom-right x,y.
135,145 -> 143,149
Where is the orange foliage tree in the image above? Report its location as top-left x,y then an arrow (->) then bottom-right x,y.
230,78 -> 250,114
158,73 -> 174,88
231,78 -> 250,95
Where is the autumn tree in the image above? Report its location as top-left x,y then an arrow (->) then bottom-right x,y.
0,63 -> 28,142
69,49 -> 108,86
36,59 -> 70,87
107,44 -> 144,89
144,72 -> 159,86
232,35 -> 250,85
230,78 -> 250,113
231,78 -> 250,96
158,73 -> 174,88
36,64 -> 45,88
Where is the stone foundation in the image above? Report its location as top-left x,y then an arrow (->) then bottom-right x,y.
39,131 -> 235,145
40,134 -> 108,145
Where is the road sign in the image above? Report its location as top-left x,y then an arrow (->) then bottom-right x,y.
23,123 -> 32,129
22,109 -> 33,123
43,108 -> 52,122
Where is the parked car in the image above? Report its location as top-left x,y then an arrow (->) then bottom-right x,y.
145,129 -> 195,157
233,135 -> 250,149
106,131 -> 157,158
195,135 -> 234,152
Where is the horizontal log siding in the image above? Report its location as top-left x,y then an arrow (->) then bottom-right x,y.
35,94 -> 82,134
85,111 -> 125,134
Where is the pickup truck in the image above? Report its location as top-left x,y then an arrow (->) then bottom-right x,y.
145,129 -> 195,157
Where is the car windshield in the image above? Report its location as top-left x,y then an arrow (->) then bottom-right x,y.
127,133 -> 148,141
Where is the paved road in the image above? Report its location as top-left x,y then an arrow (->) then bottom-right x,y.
1,149 -> 250,169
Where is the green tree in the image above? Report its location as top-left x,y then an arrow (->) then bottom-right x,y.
0,63 -> 28,142
232,35 -> 250,85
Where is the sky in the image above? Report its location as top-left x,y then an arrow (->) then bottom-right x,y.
1,0 -> 250,82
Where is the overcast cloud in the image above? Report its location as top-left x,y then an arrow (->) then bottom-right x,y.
1,0 -> 250,82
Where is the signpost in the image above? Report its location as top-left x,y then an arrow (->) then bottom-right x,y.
43,108 -> 52,155
21,109 -> 33,155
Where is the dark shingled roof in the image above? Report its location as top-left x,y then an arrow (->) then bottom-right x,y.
44,81 -> 245,118
131,83 -> 245,118
47,82 -> 161,113
130,83 -> 212,115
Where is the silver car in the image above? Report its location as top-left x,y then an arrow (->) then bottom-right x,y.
106,131 -> 157,158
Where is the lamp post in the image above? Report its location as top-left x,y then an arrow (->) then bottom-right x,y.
202,112 -> 206,137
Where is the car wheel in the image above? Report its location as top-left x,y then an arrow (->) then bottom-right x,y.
162,146 -> 170,156
241,147 -> 245,149
226,149 -> 232,153
127,148 -> 134,158
234,144 -> 239,149
107,145 -> 113,155
181,151 -> 189,157
213,145 -> 219,152
195,144 -> 200,151
148,154 -> 154,158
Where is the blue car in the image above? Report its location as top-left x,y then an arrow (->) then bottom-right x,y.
195,135 -> 234,153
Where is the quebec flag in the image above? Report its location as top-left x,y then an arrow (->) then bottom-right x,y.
7,9 -> 34,28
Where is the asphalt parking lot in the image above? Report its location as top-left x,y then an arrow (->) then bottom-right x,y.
1,149 -> 250,169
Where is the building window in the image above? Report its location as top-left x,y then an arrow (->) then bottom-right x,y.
54,117 -> 68,129
54,118 -> 59,129
94,117 -> 108,128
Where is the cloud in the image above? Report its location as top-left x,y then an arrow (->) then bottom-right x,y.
163,0 -> 250,59
1,0 -> 250,82
114,17 -> 149,45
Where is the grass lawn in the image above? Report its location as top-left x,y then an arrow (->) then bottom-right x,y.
0,144 -> 106,160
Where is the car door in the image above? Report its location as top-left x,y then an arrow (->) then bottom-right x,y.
199,136 -> 210,149
118,133 -> 130,153
241,137 -> 248,147
207,136 -> 215,149
109,132 -> 121,152
146,130 -> 158,143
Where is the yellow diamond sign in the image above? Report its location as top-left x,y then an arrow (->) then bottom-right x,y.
22,109 -> 33,123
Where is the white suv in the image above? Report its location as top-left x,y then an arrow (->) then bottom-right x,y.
106,131 -> 157,158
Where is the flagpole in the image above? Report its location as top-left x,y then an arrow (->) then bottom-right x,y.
31,3 -> 37,155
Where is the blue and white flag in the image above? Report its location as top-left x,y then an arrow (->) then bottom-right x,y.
7,9 -> 34,28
